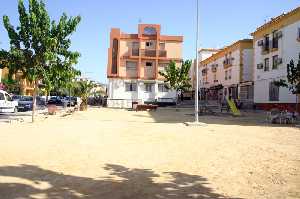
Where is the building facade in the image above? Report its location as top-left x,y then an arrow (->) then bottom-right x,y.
190,49 -> 219,90
199,39 -> 254,106
252,7 -> 300,111
107,24 -> 183,108
0,67 -> 34,95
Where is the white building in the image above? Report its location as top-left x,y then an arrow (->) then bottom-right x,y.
199,39 -> 254,106
190,49 -> 219,89
251,7 -> 300,111
106,24 -> 183,108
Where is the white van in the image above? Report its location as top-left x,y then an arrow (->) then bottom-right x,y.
0,90 -> 18,113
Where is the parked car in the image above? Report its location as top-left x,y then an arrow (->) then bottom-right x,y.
61,96 -> 75,106
72,97 -> 82,106
17,96 -> 33,111
0,90 -> 18,113
17,96 -> 46,112
47,96 -> 62,105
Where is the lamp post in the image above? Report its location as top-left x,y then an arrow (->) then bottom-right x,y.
195,0 -> 199,123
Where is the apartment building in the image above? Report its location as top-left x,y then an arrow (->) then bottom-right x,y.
252,7 -> 300,111
107,24 -> 183,108
199,39 -> 254,105
190,49 -> 219,89
0,67 -> 34,95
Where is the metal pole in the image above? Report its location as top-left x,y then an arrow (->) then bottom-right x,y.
195,0 -> 199,123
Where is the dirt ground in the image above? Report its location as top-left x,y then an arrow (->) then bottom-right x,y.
0,107 -> 299,199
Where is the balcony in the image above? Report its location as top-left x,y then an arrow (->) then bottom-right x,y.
159,50 -> 167,58
127,49 -> 139,57
141,49 -> 156,57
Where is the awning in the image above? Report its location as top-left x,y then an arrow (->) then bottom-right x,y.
209,84 -> 223,90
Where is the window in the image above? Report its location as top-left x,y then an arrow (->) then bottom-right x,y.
264,58 -> 270,71
159,42 -> 165,50
144,27 -> 157,35
146,41 -> 153,47
111,39 -> 118,74
146,62 -> 153,67
0,93 -> 4,100
132,42 -> 139,49
264,35 -> 270,51
272,30 -> 279,49
272,55 -> 279,69
228,69 -> 232,79
5,93 -> 12,101
126,61 -> 137,70
213,74 -> 217,80
125,83 -> 137,92
269,82 -> 279,101
225,71 -> 228,80
158,64 -> 168,73
144,83 -> 153,92
158,84 -> 169,92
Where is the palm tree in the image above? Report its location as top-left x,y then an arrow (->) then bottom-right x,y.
74,80 -> 94,111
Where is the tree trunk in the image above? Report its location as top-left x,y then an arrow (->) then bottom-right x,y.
46,90 -> 49,103
32,80 -> 38,123
175,90 -> 179,111
297,94 -> 299,113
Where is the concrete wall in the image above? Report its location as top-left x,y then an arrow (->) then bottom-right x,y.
242,49 -> 254,82
254,20 -> 300,103
107,78 -> 176,108
165,42 -> 182,59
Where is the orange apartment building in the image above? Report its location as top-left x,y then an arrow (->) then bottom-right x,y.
107,24 -> 183,108
0,67 -> 34,95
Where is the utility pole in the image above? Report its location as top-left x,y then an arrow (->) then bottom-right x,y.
195,0 -> 199,123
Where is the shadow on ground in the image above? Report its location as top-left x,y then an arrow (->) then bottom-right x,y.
0,164 -> 242,199
132,108 -> 297,128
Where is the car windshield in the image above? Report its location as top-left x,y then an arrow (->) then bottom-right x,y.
20,96 -> 33,101
12,95 -> 21,100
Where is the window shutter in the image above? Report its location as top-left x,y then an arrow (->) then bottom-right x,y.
276,31 -> 283,38
258,40 -> 264,46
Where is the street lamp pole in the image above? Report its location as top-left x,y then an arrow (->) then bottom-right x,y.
195,0 -> 199,123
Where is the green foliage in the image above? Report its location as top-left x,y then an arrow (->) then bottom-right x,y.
73,80 -> 94,111
1,77 -> 21,94
0,0 -> 81,121
159,60 -> 192,92
275,53 -> 300,94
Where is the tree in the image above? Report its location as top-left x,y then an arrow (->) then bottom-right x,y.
159,60 -> 192,107
274,53 -> 300,112
0,77 -> 21,94
0,0 -> 81,122
73,80 -> 94,111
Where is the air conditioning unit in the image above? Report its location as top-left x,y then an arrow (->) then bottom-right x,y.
257,63 -> 264,69
276,31 -> 283,38
258,40 -> 264,46
277,58 -> 283,64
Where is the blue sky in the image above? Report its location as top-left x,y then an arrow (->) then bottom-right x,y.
0,0 -> 299,83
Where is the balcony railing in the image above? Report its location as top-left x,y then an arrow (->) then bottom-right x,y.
131,49 -> 139,56
141,49 -> 156,57
159,50 -> 167,57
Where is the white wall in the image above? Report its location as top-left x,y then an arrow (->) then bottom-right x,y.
242,49 -> 254,82
254,20 -> 300,103
107,78 -> 176,108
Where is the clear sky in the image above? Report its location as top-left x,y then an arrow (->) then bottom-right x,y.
0,0 -> 299,83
